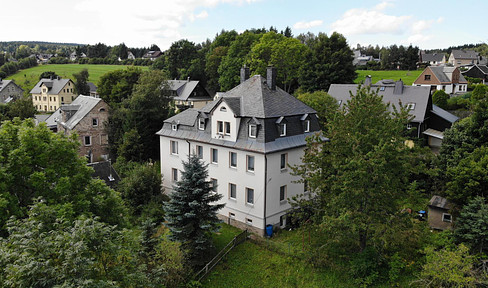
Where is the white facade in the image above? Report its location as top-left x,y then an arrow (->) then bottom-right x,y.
414,83 -> 467,95
160,136 -> 305,235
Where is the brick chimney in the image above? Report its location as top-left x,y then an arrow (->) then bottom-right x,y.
266,66 -> 276,90
240,66 -> 250,83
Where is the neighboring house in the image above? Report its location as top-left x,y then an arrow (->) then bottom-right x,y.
142,50 -> 163,61
448,49 -> 479,67
328,77 -> 458,150
462,64 -> 488,84
165,79 -> 213,111
127,51 -> 135,60
87,160 -> 120,188
43,108 -> 62,132
69,51 -> 77,61
157,67 -> 321,236
428,195 -> 453,230
87,82 -> 99,98
36,53 -> 54,64
30,77 -> 77,112
0,79 -> 24,104
413,66 -> 468,94
352,49 -> 376,66
420,52 -> 446,66
56,95 -> 110,163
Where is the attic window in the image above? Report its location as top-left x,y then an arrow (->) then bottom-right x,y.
379,86 -> 385,91
304,120 -> 310,132
424,75 -> 431,80
407,103 -> 416,110
172,124 -> 178,131
279,123 -> 287,136
198,118 -> 205,130
220,106 -> 227,112
249,124 -> 257,138
99,108 -> 106,112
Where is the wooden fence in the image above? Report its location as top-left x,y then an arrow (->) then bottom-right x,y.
194,229 -> 248,282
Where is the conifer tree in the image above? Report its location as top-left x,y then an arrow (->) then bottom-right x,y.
164,154 -> 225,268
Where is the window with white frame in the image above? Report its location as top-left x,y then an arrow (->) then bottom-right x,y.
280,153 -> 287,170
229,212 -> 235,219
279,185 -> 287,202
217,121 -> 224,134
196,145 -> 203,159
304,120 -> 310,132
211,178 -> 218,192
198,118 -> 205,130
442,213 -> 452,223
172,124 -> 177,131
224,122 -> 231,135
246,218 -> 253,225
246,188 -> 254,204
92,118 -> 98,127
246,155 -> 254,172
84,136 -> 91,146
229,183 -> 236,199
279,123 -> 286,136
407,123 -> 412,130
172,168 -> 178,182
407,103 -> 416,110
230,152 -> 237,168
170,140 -> 178,155
211,148 -> 218,163
249,124 -> 257,138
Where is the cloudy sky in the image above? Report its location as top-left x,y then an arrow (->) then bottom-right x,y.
2,0 -> 484,50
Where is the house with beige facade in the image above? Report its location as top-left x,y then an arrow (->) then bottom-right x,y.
157,67 -> 321,236
53,95 -> 110,163
165,79 -> 213,111
30,77 -> 77,112
448,49 -> 479,67
413,66 -> 468,94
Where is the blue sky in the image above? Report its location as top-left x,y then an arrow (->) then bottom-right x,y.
2,0 -> 485,50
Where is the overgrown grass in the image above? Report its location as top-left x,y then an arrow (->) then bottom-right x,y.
355,70 -> 423,85
205,224 -> 356,288
6,64 -> 149,93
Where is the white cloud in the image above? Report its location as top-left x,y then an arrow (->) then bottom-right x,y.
411,20 -> 434,34
330,5 -> 411,35
293,20 -> 323,30
407,34 -> 432,45
437,17 -> 444,23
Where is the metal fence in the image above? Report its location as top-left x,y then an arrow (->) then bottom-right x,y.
194,229 -> 249,282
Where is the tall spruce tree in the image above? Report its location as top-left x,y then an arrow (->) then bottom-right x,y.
164,154 -> 225,268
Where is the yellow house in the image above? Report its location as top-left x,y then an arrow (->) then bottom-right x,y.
30,77 -> 77,112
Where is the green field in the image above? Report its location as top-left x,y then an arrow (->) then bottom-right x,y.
355,70 -> 423,85
7,64 -> 149,93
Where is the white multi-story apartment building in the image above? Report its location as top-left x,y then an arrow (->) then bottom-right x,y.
157,67 -> 320,235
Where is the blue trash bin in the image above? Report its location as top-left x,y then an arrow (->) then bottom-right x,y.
266,224 -> 273,237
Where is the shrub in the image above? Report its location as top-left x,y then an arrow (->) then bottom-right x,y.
432,90 -> 449,109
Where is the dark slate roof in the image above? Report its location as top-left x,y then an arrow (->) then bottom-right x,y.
165,108 -> 199,126
30,78 -> 72,95
429,195 -> 451,210
167,80 -> 211,101
58,95 -> 102,130
421,53 -> 445,62
432,105 -> 459,123
429,66 -> 452,83
463,64 -> 488,75
87,161 -> 120,188
157,127 -> 320,154
219,75 -> 316,118
87,82 -> 97,93
451,49 -> 478,60
328,82 -> 430,122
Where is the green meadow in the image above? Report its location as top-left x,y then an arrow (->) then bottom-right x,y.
355,70 -> 423,86
7,64 -> 149,93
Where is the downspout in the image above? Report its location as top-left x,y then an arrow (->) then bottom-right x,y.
264,154 -> 267,234
186,140 -> 191,159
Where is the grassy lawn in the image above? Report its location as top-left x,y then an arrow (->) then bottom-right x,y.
355,70 -> 423,85
6,64 -> 149,93
204,224 -> 356,288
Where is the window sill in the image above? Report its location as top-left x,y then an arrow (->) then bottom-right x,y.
280,168 -> 288,173
246,170 -> 255,174
229,197 -> 237,201
246,203 -> 254,207
280,200 -> 288,205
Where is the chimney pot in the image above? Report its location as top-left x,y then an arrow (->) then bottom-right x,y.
266,66 -> 277,90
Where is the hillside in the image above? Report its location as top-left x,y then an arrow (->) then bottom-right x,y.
7,64 -> 149,92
